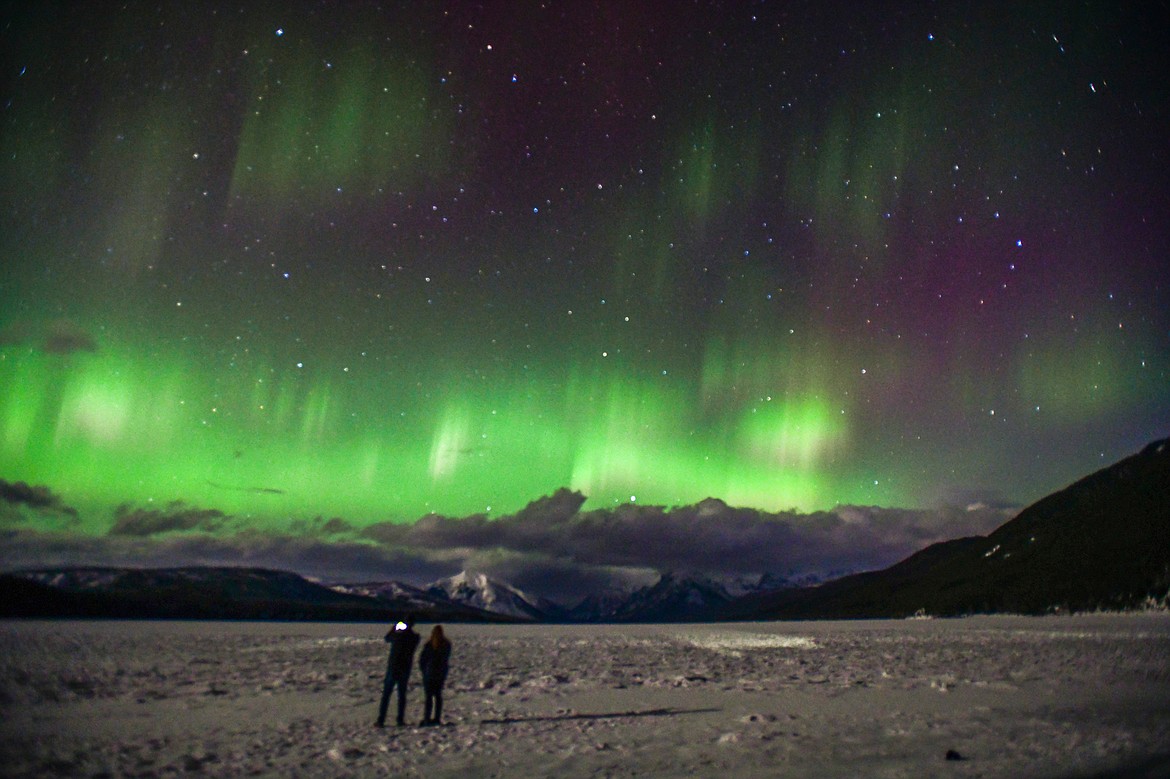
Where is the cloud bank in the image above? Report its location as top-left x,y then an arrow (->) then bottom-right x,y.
0,479 -> 80,524
1,483 -> 1015,604
359,490 -> 1013,600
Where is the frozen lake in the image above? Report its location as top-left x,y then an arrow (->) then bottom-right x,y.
2,615 -> 1169,777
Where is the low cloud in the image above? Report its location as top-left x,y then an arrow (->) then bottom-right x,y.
108,502 -> 227,536
0,528 -> 449,585
144,532 -> 449,583
0,479 -> 79,523
287,515 -> 358,537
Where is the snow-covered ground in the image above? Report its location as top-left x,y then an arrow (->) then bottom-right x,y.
2,615 -> 1168,778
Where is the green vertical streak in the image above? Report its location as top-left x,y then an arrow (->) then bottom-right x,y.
98,98 -> 190,275
298,378 -> 334,447
229,40 -> 449,206
735,396 -> 845,471
610,196 -> 679,307
681,120 -> 716,225
668,116 -> 763,235
321,52 -> 370,178
0,352 -> 50,458
786,71 -> 923,256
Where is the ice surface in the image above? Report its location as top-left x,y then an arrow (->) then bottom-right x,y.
1,615 -> 1168,777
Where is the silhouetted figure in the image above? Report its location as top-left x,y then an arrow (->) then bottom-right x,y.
375,617 -> 420,727
418,624 -> 452,726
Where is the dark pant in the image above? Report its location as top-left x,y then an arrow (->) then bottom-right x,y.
377,674 -> 409,725
424,685 -> 443,723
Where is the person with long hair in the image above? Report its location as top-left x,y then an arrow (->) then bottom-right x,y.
418,624 -> 452,726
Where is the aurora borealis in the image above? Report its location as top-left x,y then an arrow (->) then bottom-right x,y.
1,2 -> 1168,591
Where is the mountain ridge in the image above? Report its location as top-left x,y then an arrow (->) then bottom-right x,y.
0,566 -> 519,623
722,437 -> 1170,620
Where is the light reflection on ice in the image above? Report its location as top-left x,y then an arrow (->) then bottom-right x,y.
241,636 -> 373,652
676,631 -> 816,653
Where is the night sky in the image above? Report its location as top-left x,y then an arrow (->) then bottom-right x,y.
2,2 -> 1167,595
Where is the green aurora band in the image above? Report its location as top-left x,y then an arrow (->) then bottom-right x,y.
0,323 -> 869,530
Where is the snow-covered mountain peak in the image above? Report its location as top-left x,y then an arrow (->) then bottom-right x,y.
426,570 -> 554,621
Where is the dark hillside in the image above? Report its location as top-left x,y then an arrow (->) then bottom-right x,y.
726,438 -> 1170,619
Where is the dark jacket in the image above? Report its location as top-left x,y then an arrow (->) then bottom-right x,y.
384,627 -> 421,680
418,639 -> 451,690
